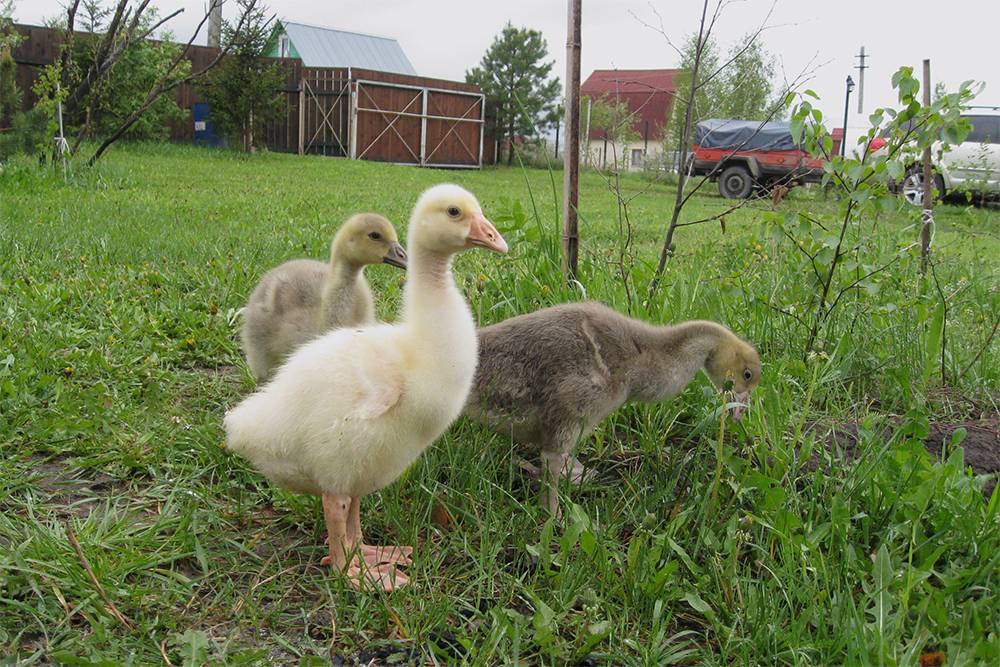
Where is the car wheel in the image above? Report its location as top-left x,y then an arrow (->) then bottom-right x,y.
900,168 -> 945,206
719,165 -> 753,199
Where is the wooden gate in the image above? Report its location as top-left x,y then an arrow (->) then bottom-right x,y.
297,72 -> 351,157
351,79 -> 484,168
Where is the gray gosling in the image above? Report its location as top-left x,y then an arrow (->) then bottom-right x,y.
464,301 -> 761,515
241,213 -> 407,382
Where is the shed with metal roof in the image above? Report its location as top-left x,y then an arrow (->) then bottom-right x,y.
267,21 -> 417,76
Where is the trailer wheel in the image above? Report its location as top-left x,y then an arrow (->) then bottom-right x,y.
719,165 -> 753,199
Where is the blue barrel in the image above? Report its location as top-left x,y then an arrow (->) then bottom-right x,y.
193,103 -> 221,146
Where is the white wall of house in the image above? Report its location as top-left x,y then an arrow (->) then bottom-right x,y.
583,138 -> 666,171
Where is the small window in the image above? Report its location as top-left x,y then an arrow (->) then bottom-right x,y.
279,34 -> 290,58
631,148 -> 644,167
964,115 -> 1000,144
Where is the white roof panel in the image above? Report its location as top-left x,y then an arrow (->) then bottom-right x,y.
282,21 -> 417,75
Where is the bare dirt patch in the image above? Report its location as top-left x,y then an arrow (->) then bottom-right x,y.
28,459 -> 127,518
812,418 -> 1000,496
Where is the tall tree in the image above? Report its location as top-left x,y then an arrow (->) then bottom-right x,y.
466,23 -> 561,165
196,0 -> 282,152
62,3 -> 190,146
666,32 -> 721,151
717,35 -> 779,119
79,0 -> 111,32
666,31 -> 780,148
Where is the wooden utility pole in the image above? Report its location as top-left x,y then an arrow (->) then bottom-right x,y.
562,0 -> 582,279
920,58 -> 933,272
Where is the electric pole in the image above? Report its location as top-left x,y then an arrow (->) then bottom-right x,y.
208,0 -> 224,49
855,46 -> 868,113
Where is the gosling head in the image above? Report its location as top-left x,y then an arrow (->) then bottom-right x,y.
332,213 -> 407,270
704,335 -> 761,421
409,184 -> 508,255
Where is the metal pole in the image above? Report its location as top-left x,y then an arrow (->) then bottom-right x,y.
920,58 -> 934,272
562,0 -> 582,279
841,76 -> 853,157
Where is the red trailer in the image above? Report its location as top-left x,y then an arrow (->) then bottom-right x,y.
689,119 -> 831,199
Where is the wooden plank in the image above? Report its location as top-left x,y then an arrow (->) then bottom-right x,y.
298,78 -> 305,155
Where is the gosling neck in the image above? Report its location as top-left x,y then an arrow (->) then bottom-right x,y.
627,320 -> 731,402
401,242 -> 467,334
327,254 -> 365,286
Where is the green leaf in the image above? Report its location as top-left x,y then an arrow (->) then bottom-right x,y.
172,629 -> 210,667
667,538 -> 701,576
922,301 -> 945,384
872,544 -> 893,651
683,591 -> 716,622
886,160 -> 904,181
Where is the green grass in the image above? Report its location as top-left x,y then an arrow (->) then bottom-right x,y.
1,142 -> 999,665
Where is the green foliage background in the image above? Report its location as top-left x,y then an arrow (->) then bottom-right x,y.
466,23 -> 562,165
196,1 -> 283,152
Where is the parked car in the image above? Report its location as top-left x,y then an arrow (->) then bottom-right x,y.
892,111 -> 1000,205
688,119 -> 828,199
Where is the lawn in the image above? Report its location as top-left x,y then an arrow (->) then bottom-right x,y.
1,143 -> 999,665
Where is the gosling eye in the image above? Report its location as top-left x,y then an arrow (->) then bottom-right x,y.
743,368 -> 753,382
368,231 -> 382,241
446,206 -> 461,218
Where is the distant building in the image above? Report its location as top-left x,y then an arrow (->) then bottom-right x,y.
580,68 -> 680,170
266,20 -> 417,75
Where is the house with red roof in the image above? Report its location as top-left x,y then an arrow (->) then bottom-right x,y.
580,68 -> 680,170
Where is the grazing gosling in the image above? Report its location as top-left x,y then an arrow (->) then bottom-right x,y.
464,301 -> 761,515
225,185 -> 508,590
241,213 -> 407,382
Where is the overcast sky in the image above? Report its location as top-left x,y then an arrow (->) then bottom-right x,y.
15,0 -> 996,136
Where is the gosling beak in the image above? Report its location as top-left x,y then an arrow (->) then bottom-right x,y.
465,213 -> 508,253
382,241 -> 408,269
729,391 -> 751,422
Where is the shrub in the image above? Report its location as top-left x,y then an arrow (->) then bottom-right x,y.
63,29 -> 190,142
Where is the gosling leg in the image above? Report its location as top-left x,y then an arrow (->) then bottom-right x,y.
540,448 -> 569,517
320,492 -> 352,571
348,495 -> 413,567
322,493 -> 409,590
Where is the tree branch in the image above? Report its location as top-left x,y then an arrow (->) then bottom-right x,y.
87,0 -> 259,166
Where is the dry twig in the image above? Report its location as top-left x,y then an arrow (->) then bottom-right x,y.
66,523 -> 135,630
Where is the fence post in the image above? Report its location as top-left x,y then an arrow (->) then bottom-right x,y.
420,88 -> 428,166
478,94 -> 485,168
349,80 -> 358,160
298,78 -> 305,155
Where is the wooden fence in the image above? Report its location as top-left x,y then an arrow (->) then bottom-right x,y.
10,24 -> 488,168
